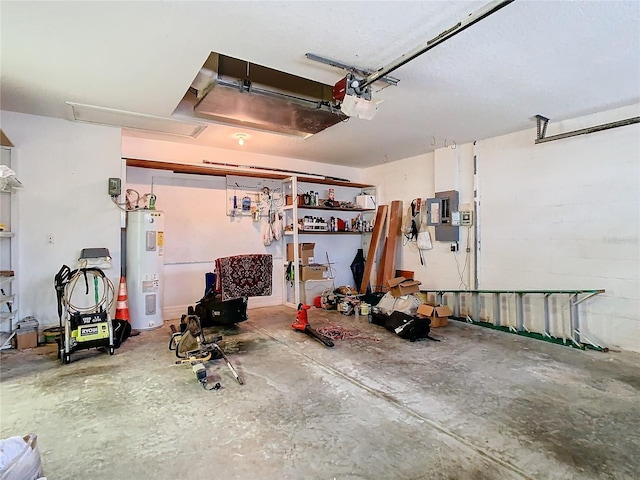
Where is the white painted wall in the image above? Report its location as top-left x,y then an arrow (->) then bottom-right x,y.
476,104 -> 640,352
122,137 -> 366,317
364,104 -> 640,353
0,111 -> 122,330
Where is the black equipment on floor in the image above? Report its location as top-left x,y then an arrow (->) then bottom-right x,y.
371,310 -> 440,343
191,289 -> 248,327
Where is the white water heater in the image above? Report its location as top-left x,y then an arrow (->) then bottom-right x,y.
126,210 -> 164,330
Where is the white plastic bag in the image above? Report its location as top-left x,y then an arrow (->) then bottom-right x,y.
391,294 -> 422,316
376,292 -> 422,316
417,228 -> 433,250
416,202 -> 433,265
0,433 -> 43,480
376,292 -> 397,315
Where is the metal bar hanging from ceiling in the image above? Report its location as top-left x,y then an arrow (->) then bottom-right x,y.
534,115 -> 640,144
360,0 -> 515,89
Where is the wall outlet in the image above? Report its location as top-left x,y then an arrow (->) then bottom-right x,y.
450,242 -> 458,252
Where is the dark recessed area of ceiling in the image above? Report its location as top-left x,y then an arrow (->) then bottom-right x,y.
190,52 -> 347,138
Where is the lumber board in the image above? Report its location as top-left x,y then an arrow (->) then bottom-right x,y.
380,200 -> 403,290
359,205 -> 388,294
375,238 -> 388,293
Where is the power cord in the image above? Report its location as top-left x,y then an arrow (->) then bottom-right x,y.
453,227 -> 471,290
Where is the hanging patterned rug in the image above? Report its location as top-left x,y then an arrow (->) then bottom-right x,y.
215,254 -> 273,301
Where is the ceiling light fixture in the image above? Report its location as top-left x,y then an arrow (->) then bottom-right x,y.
235,133 -> 247,146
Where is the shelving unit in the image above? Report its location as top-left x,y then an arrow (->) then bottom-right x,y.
283,176 -> 376,306
1,142 -> 20,350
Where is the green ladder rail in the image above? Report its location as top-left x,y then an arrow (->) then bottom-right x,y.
419,289 -> 606,351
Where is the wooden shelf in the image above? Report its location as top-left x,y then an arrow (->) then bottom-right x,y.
294,205 -> 374,213
125,158 -> 374,188
285,230 -> 366,235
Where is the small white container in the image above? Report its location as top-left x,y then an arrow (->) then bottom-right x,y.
355,195 -> 376,209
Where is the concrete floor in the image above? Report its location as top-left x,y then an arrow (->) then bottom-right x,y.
1,305 -> 639,480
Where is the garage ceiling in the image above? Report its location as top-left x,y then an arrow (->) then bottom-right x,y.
1,1 -> 639,168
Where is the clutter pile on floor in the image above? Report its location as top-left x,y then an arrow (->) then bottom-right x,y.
168,256 -> 450,390
170,254 -> 273,390
317,276 -> 446,343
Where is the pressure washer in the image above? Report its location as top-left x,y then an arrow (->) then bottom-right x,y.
54,265 -> 116,364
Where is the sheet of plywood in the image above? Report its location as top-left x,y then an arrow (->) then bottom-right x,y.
380,200 -> 403,290
359,205 -> 388,294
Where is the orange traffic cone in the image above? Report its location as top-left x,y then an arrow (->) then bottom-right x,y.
114,276 -> 130,322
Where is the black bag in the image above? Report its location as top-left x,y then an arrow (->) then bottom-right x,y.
192,290 -> 248,327
370,309 -> 388,327
350,248 -> 366,292
111,319 -> 132,348
384,311 -> 431,342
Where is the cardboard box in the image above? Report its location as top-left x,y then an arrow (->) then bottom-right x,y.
417,304 -> 452,328
285,195 -> 305,206
300,265 -> 329,281
287,243 -> 315,264
387,276 -> 421,297
395,269 -> 415,280
15,330 -> 38,349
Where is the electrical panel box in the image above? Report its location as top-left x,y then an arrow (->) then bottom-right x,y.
426,190 -> 459,242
